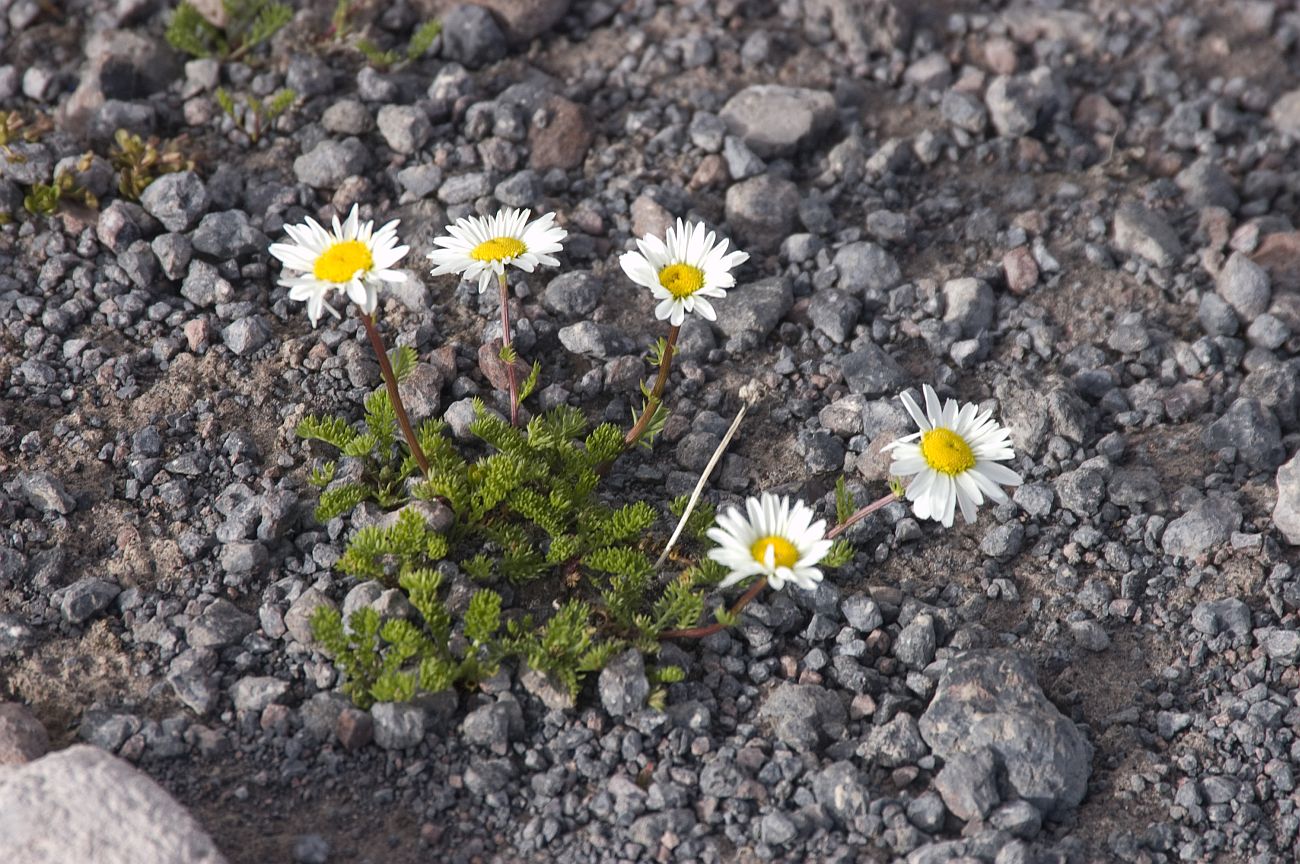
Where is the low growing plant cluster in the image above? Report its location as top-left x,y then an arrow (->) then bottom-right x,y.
0,113 -> 194,222
165,0 -> 293,61
272,205 -> 1025,708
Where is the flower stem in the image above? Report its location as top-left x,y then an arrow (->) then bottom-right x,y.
497,271 -> 521,427
827,491 -> 899,539
659,576 -> 767,640
623,324 -> 680,448
660,489 -> 902,641
360,312 -> 430,478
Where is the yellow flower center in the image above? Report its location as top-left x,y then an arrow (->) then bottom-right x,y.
920,428 -> 976,476
658,263 -> 705,299
471,236 -> 527,262
313,240 -> 373,284
750,535 -> 798,569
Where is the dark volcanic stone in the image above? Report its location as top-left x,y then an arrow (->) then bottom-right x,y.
841,343 -> 908,397
919,650 -> 1093,817
757,681 -> 847,749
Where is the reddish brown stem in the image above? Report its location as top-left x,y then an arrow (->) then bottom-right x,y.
827,491 -> 899,539
659,576 -> 768,640
360,313 -> 430,477
623,324 -> 680,448
497,272 -> 521,427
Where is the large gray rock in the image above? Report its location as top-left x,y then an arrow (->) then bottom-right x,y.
1216,252 -> 1271,322
51,578 -> 120,624
230,677 -> 289,714
283,587 -> 336,648
598,649 -> 649,718
841,343 -> 908,397
0,703 -> 49,765
1162,497 -> 1242,558
719,85 -> 836,158
293,137 -> 370,188
757,682 -> 846,749
376,105 -> 433,155
1202,397 -> 1284,469
934,747 -> 1000,822
371,702 -> 426,750
440,4 -> 507,69
557,321 -> 632,359
859,712 -> 928,767
1175,158 -> 1238,211
984,69 -> 1062,137
1275,451 -> 1300,545
712,276 -> 793,339
1113,203 -> 1182,268
0,744 -> 227,863
543,271 -> 603,318
140,171 -> 208,232
1270,88 -> 1300,137
1190,598 -> 1252,639
725,174 -> 798,253
18,471 -> 75,514
812,761 -> 871,828
942,278 -> 995,337
186,598 -> 256,650
451,0 -> 570,44
808,288 -> 861,343
834,242 -> 901,295
919,650 -> 1093,817
0,142 -> 53,185
190,210 -> 267,259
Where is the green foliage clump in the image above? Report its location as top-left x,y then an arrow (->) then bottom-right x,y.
301,365 -> 851,709
355,20 -> 442,69
22,154 -> 99,217
109,129 -> 194,201
166,0 -> 292,60
216,87 -> 296,144
0,110 -> 50,152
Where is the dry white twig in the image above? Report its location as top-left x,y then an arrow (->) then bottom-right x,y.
655,404 -> 747,569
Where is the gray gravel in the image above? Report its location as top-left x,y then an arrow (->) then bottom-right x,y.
2,1 -> 1300,863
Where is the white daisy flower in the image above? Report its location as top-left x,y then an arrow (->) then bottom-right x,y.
706,492 -> 833,592
619,218 -> 748,326
426,207 -> 567,294
884,384 -> 1024,528
268,205 -> 409,326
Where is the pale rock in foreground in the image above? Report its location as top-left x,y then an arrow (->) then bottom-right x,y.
920,650 -> 1093,817
1274,451 -> 1300,545
0,744 -> 227,864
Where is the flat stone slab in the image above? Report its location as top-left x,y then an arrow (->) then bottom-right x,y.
0,744 -> 227,864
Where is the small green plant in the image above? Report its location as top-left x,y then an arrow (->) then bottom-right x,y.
302,363 -> 750,706
21,183 -> 60,216
355,19 -> 442,69
329,0 -> 352,40
165,0 -> 293,60
216,87 -> 296,143
0,110 -> 52,157
109,129 -> 194,201
21,155 -> 99,217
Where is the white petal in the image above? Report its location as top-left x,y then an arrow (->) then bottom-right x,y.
899,390 -> 931,432
923,385 -> 943,427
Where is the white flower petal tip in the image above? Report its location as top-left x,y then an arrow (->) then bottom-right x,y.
887,384 -> 1023,529
707,492 -> 830,592
621,219 -> 746,325
270,207 -> 407,323
425,207 -> 568,288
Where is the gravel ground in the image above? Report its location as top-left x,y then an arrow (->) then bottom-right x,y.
2,1 -> 1300,863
